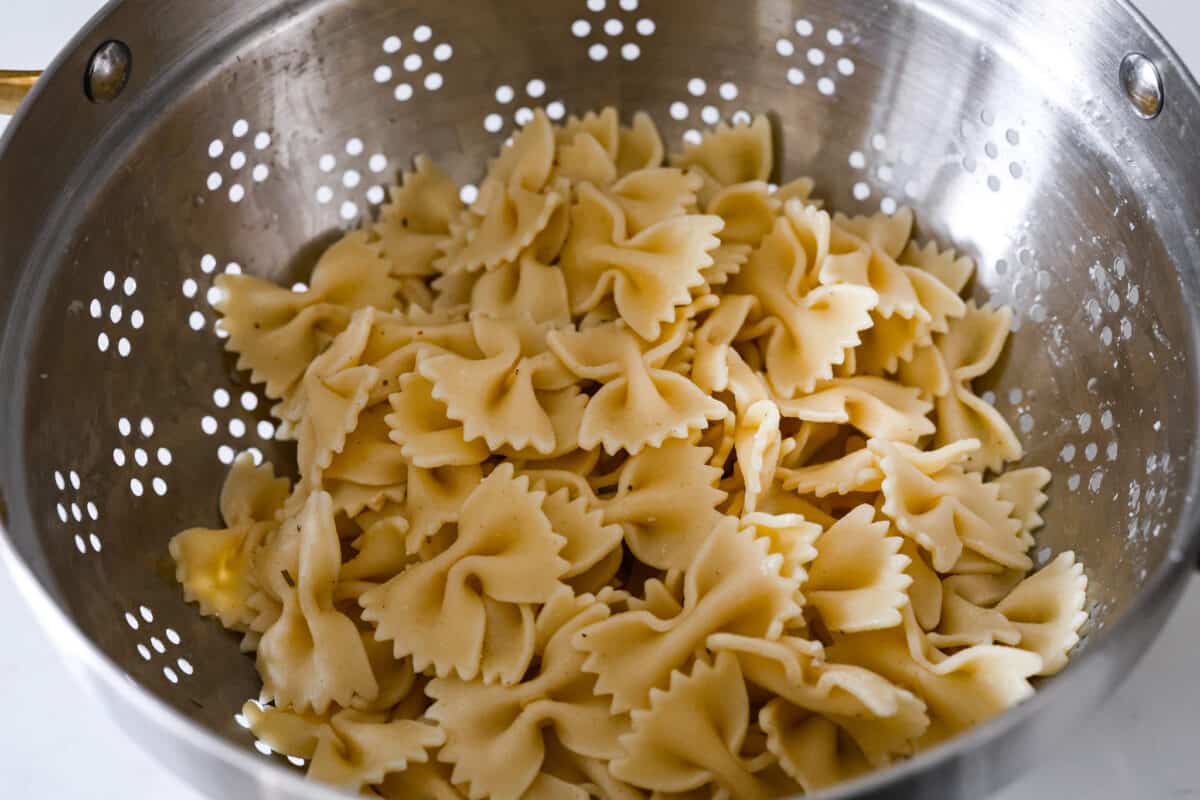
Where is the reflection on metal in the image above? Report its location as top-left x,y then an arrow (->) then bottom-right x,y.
85,41 -> 132,104
0,70 -> 39,115
1120,52 -> 1164,119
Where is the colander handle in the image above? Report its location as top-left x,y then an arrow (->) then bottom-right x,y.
0,70 -> 39,116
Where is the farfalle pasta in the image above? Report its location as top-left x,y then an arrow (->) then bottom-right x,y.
727,209 -> 879,398
438,111 -> 565,274
560,182 -> 722,340
171,107 -> 1088,798
255,490 -> 379,714
360,464 -> 568,685
169,455 -> 289,631
427,590 -> 627,800
548,318 -> 727,455
419,315 -> 578,454
576,517 -> 802,713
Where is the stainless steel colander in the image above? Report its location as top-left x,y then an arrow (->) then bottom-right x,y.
2,1 -> 1199,798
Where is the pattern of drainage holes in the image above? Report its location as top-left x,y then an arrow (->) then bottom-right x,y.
53,468 -> 102,554
980,385 -> 1039,441
315,138 -> 393,223
979,385 -> 1053,531
205,119 -> 274,204
775,17 -> 856,97
88,270 -> 142,357
1003,247 -> 1139,362
978,387 -> 1119,570
1051,253 -> 1146,507
982,249 -> 1125,508
977,386 -> 1076,574
1055,405 -> 1120,501
182,254 -> 243,338
374,25 -> 453,102
483,80 -> 566,139
845,133 -> 922,213
571,0 -> 656,63
991,250 -> 1054,334
124,606 -> 194,685
1125,450 -> 1173,548
669,78 -> 750,145
200,386 -> 270,466
112,416 -> 171,498
957,109 -> 1026,193
1083,256 -> 1140,352
237,700 -> 308,767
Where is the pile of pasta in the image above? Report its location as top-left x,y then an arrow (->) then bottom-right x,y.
170,108 -> 1089,799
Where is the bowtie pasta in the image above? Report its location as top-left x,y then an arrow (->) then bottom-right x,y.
171,107 -> 1088,799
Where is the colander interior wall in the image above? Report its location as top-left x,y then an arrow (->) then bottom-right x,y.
1,0 -> 1199,797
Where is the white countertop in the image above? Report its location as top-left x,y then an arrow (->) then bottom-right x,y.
3,2 -> 1199,798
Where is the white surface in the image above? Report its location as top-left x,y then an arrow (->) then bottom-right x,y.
2,1 -> 1200,798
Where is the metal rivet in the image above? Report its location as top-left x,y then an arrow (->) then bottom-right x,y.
85,41 -> 132,103
1120,53 -> 1163,119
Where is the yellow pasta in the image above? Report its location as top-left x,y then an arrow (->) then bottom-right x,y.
244,701 -> 444,792
256,491 -> 379,714
575,518 -> 802,713
168,455 -> 289,630
427,590 -> 626,800
170,106 -> 1088,798
217,231 -> 398,400
561,183 -> 723,341
359,464 -> 567,684
611,652 -> 777,799
374,155 -> 463,278
438,111 -> 565,274
730,211 -> 880,398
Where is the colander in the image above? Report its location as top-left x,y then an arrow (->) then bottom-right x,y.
2,0 -> 1199,798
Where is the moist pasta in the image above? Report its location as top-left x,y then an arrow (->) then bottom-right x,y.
171,107 -> 1088,798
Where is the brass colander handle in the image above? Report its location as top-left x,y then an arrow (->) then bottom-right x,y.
0,70 -> 40,115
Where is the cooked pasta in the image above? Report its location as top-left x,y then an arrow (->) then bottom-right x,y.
171,107 -> 1088,798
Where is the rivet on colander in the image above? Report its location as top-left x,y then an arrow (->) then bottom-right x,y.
1119,53 -> 1163,119
85,40 -> 132,103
